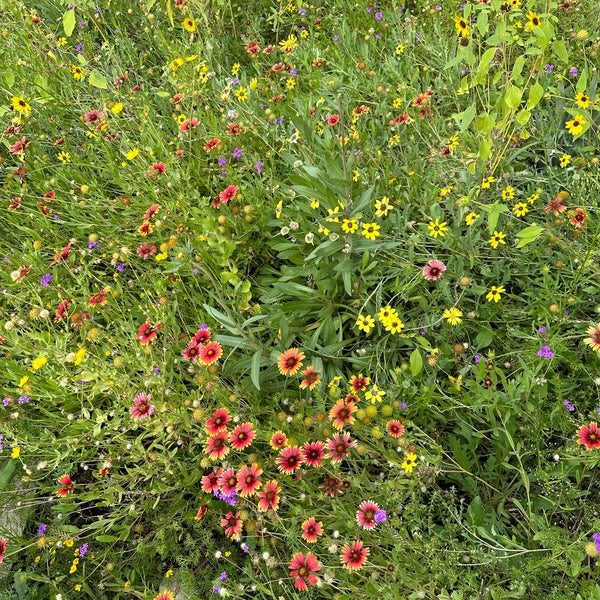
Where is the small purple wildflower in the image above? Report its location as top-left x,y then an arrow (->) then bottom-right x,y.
38,523 -> 47,537
474,354 -> 482,364
538,326 -> 548,333
79,543 -> 88,557
116,263 -> 125,272
75,43 -> 83,54
569,67 -> 579,76
78,21 -> 86,27
0,435 -> 3,450
241,543 -> 249,553
563,400 -> 575,412
593,533 -> 600,552
88,241 -> 100,249
374,509 -> 387,523
545,63 -> 555,74
298,8 -> 306,16
219,572 -> 227,581
399,402 -> 407,409
217,156 -> 227,166
333,34 -> 339,41
18,395 -> 29,404
289,68 -> 297,77
213,586 -> 221,594
40,273 -> 52,286
2,398 -> 9,407
255,161 -> 264,173
232,148 -> 243,159
537,346 -> 554,358
192,268 -> 200,274
375,11 -> 383,19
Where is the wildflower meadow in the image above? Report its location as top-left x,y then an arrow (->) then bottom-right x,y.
2,0 -> 600,598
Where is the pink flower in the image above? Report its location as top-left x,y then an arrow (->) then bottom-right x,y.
130,392 -> 155,419
423,260 -> 446,281
356,500 -> 380,530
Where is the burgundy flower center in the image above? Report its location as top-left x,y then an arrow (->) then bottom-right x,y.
298,566 -> 307,576
364,510 -> 374,520
285,357 -> 299,368
228,517 -> 237,527
307,450 -> 319,459
245,475 -> 254,484
228,477 -> 236,486
430,267 -> 440,277
350,550 -> 361,561
266,490 -> 275,501
286,455 -> 299,466
237,432 -> 247,442
335,443 -> 346,454
213,438 -> 223,448
589,433 -> 597,441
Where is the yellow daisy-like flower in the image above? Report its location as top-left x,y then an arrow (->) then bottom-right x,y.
501,186 -> 515,200
111,102 -> 124,115
383,316 -> 405,334
401,452 -> 418,473
235,87 -> 249,101
481,176 -> 496,189
342,218 -> 359,234
443,307 -> 463,326
11,95 -> 31,115
575,92 -> 590,109
375,197 -> 393,217
183,17 -> 196,32
71,65 -> 85,80
395,43 -> 405,55
31,356 -> 47,371
559,154 -> 571,168
57,151 -> 71,164
356,314 -> 375,333
428,218 -> 448,238
486,285 -> 506,303
365,384 -> 386,403
526,10 -> 541,29
488,230 -> 506,248
310,198 -> 320,209
361,222 -> 381,240
565,114 -> 586,137
527,192 -> 540,204
465,212 -> 480,226
513,202 -> 529,217
378,305 -> 398,326
454,16 -> 470,37
279,34 -> 298,53
126,148 -> 139,160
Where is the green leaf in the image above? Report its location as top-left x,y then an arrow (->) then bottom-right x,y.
515,224 -> 544,248
475,47 -> 497,85
479,138 -> 493,162
409,348 -> 423,377
250,350 -> 262,390
527,82 -> 544,109
475,113 -> 495,135
504,86 -> 522,110
516,109 -> 530,126
4,70 -> 15,87
89,70 -> 109,89
454,104 -> 476,133
476,10 -> 488,37
511,56 -> 525,84
552,40 -> 568,64
475,327 -> 494,349
95,535 -> 119,543
576,69 -> 588,94
63,9 -> 75,37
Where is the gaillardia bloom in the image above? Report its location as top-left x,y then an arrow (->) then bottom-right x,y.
199,341 -> 222,365
340,540 -> 370,571
423,260 -> 446,281
289,551 -> 321,591
153,592 -> 175,600
577,422 -> 600,450
584,324 -> 600,353
277,348 -> 305,376
257,480 -> 281,512
56,474 -> 75,497
356,500 -> 380,530
130,392 -> 155,420
301,517 -> 323,543
221,511 -> 243,537
236,463 -> 262,496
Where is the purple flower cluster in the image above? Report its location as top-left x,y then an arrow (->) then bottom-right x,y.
537,346 -> 554,358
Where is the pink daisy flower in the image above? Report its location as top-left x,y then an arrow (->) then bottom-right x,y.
130,392 -> 155,420
356,500 -> 380,530
423,259 -> 446,280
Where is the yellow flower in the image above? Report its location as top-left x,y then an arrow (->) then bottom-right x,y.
11,446 -> 21,459
488,230 -> 506,248
365,385 -> 386,403
361,222 -> 381,240
65,538 -> 74,548
401,452 -> 418,473
170,57 -> 184,72
286,78 -> 296,90
74,584 -> 82,592
575,92 -> 590,109
513,202 -> 529,217
501,186 -> 515,200
166,569 -> 174,578
310,198 -> 320,209
559,154 -> 571,168
57,37 -> 67,47
279,34 -> 298,53
465,212 -> 480,226
481,176 -> 495,189
454,16 -> 470,37
11,95 -> 31,114
71,65 -> 85,80
527,192 -> 540,204
428,218 -> 448,238
126,148 -> 139,160
486,285 -> 505,303
342,218 -> 359,234
155,252 -> 168,261
526,10 -> 541,29
356,314 -> 375,333
110,102 -> 124,115
565,114 -> 586,136
74,347 -> 86,366
395,43 -> 405,55
231,62 -> 240,75
448,374 -> 463,390
383,316 -> 404,334
375,197 -> 393,217
443,307 -> 463,326
31,356 -> 47,371
183,17 -> 195,32
18,375 -> 29,388
249,77 -> 258,90
235,87 -> 249,101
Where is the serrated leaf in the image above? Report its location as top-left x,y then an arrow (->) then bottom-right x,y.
63,8 -> 75,37
89,70 -> 109,89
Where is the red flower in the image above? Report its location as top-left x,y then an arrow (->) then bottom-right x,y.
180,118 -> 199,132
386,420 -> 405,438
423,260 -> 446,281
270,431 -> 288,450
577,422 -> 600,450
299,366 -> 321,390
219,185 -> 239,204
54,300 -> 71,322
356,500 -> 380,530
137,321 -> 162,344
204,432 -> 230,460
236,463 -> 262,496
327,114 -> 339,126
88,288 -> 108,307
137,243 -> 157,259
326,432 -> 356,464
277,446 -> 304,474
138,221 -> 153,236
570,207 -> 587,229
277,348 -> 305,376
301,517 -> 323,543
194,504 -> 208,520
220,511 -> 243,537
218,467 -> 238,496
182,342 -> 201,361
130,392 -> 155,420
51,241 -> 73,265
349,373 -> 370,393
257,480 -> 281,512
199,341 -> 222,365
203,137 -> 221,152
301,441 -> 325,468
56,474 -> 74,497
289,552 -> 320,591
143,204 -> 160,221
84,110 -> 104,124
192,326 -> 211,345
329,398 -> 357,430
340,540 -> 370,571
320,475 -> 343,497
201,469 -> 222,493
0,538 -> 7,564
10,136 -> 30,154
230,422 -> 256,450
546,196 -> 567,215
147,162 -> 166,177
206,408 -> 231,435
